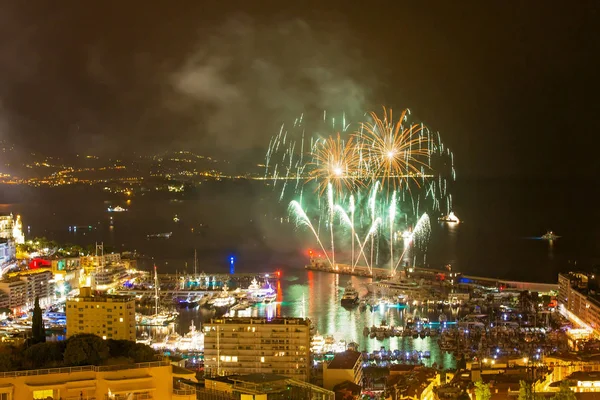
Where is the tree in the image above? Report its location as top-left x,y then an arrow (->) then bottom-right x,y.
518,380 -> 533,400
0,346 -> 14,372
64,334 -> 109,366
23,342 -> 65,369
474,379 -> 492,400
31,297 -> 45,344
107,339 -> 157,363
552,381 -> 576,400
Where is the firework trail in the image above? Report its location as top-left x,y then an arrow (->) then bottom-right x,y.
268,107 -> 455,273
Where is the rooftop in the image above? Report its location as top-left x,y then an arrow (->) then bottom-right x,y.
327,351 -> 361,370
230,373 -> 288,384
68,291 -> 134,303
207,317 -> 310,326
205,375 -> 239,384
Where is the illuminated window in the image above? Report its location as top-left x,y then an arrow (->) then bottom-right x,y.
261,357 -> 265,363
33,390 -> 53,399
119,318 -> 123,322
232,356 -> 238,362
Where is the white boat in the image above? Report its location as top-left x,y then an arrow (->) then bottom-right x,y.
136,332 -> 152,346
137,265 -> 178,325
341,282 -> 359,307
249,279 -> 277,303
209,286 -> 236,309
107,206 -> 127,212
541,231 -> 559,240
152,321 -> 205,353
178,320 -> 204,352
247,278 -> 261,293
147,232 -> 172,239
311,333 -> 325,353
368,275 -> 426,300
439,211 -> 459,223
136,311 -> 178,326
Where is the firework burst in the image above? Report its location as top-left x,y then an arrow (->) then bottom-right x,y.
308,133 -> 362,195
358,107 -> 431,193
265,107 -> 456,275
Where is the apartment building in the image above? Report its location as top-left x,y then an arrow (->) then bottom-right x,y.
0,214 -> 13,239
203,317 -> 311,381
0,360 -> 196,400
0,278 -> 26,310
22,269 -> 54,307
66,287 -> 136,341
80,253 -> 122,269
558,272 -> 600,335
0,268 -> 55,310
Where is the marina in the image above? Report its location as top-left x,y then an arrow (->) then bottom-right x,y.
125,263 -> 564,374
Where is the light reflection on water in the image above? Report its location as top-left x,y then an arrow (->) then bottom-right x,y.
145,271 -> 457,369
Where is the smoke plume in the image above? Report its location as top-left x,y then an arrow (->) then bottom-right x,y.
169,16 -> 372,153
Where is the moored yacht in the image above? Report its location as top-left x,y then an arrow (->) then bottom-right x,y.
368,274 -> 426,301
209,286 -> 236,310
248,279 -> 277,303
340,282 -> 359,307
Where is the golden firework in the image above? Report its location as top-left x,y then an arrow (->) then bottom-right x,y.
358,107 -> 431,191
309,133 -> 362,194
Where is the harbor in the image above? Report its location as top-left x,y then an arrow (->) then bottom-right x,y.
117,260 -> 565,374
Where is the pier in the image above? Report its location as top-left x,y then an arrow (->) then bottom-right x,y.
304,260 -> 391,279
119,271 -> 281,301
304,258 -> 558,293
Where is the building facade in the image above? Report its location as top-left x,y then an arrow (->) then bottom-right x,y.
203,317 -> 311,381
0,240 -> 15,265
0,269 -> 55,311
0,214 -> 22,264
66,287 -> 136,341
0,360 -> 196,400
323,350 -> 363,390
558,272 -> 600,335
0,214 -> 13,240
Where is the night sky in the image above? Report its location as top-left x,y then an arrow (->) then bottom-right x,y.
0,1 -> 598,179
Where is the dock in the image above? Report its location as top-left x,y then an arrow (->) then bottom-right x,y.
304,258 -> 558,293
304,261 -> 391,279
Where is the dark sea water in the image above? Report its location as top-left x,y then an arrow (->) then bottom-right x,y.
1,179 -> 599,367
1,179 -> 598,282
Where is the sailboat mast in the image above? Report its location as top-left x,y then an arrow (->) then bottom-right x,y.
154,265 -> 159,317
194,249 -> 197,280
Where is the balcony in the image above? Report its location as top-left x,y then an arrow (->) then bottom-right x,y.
0,360 -> 170,378
104,394 -> 152,400
173,381 -> 197,400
